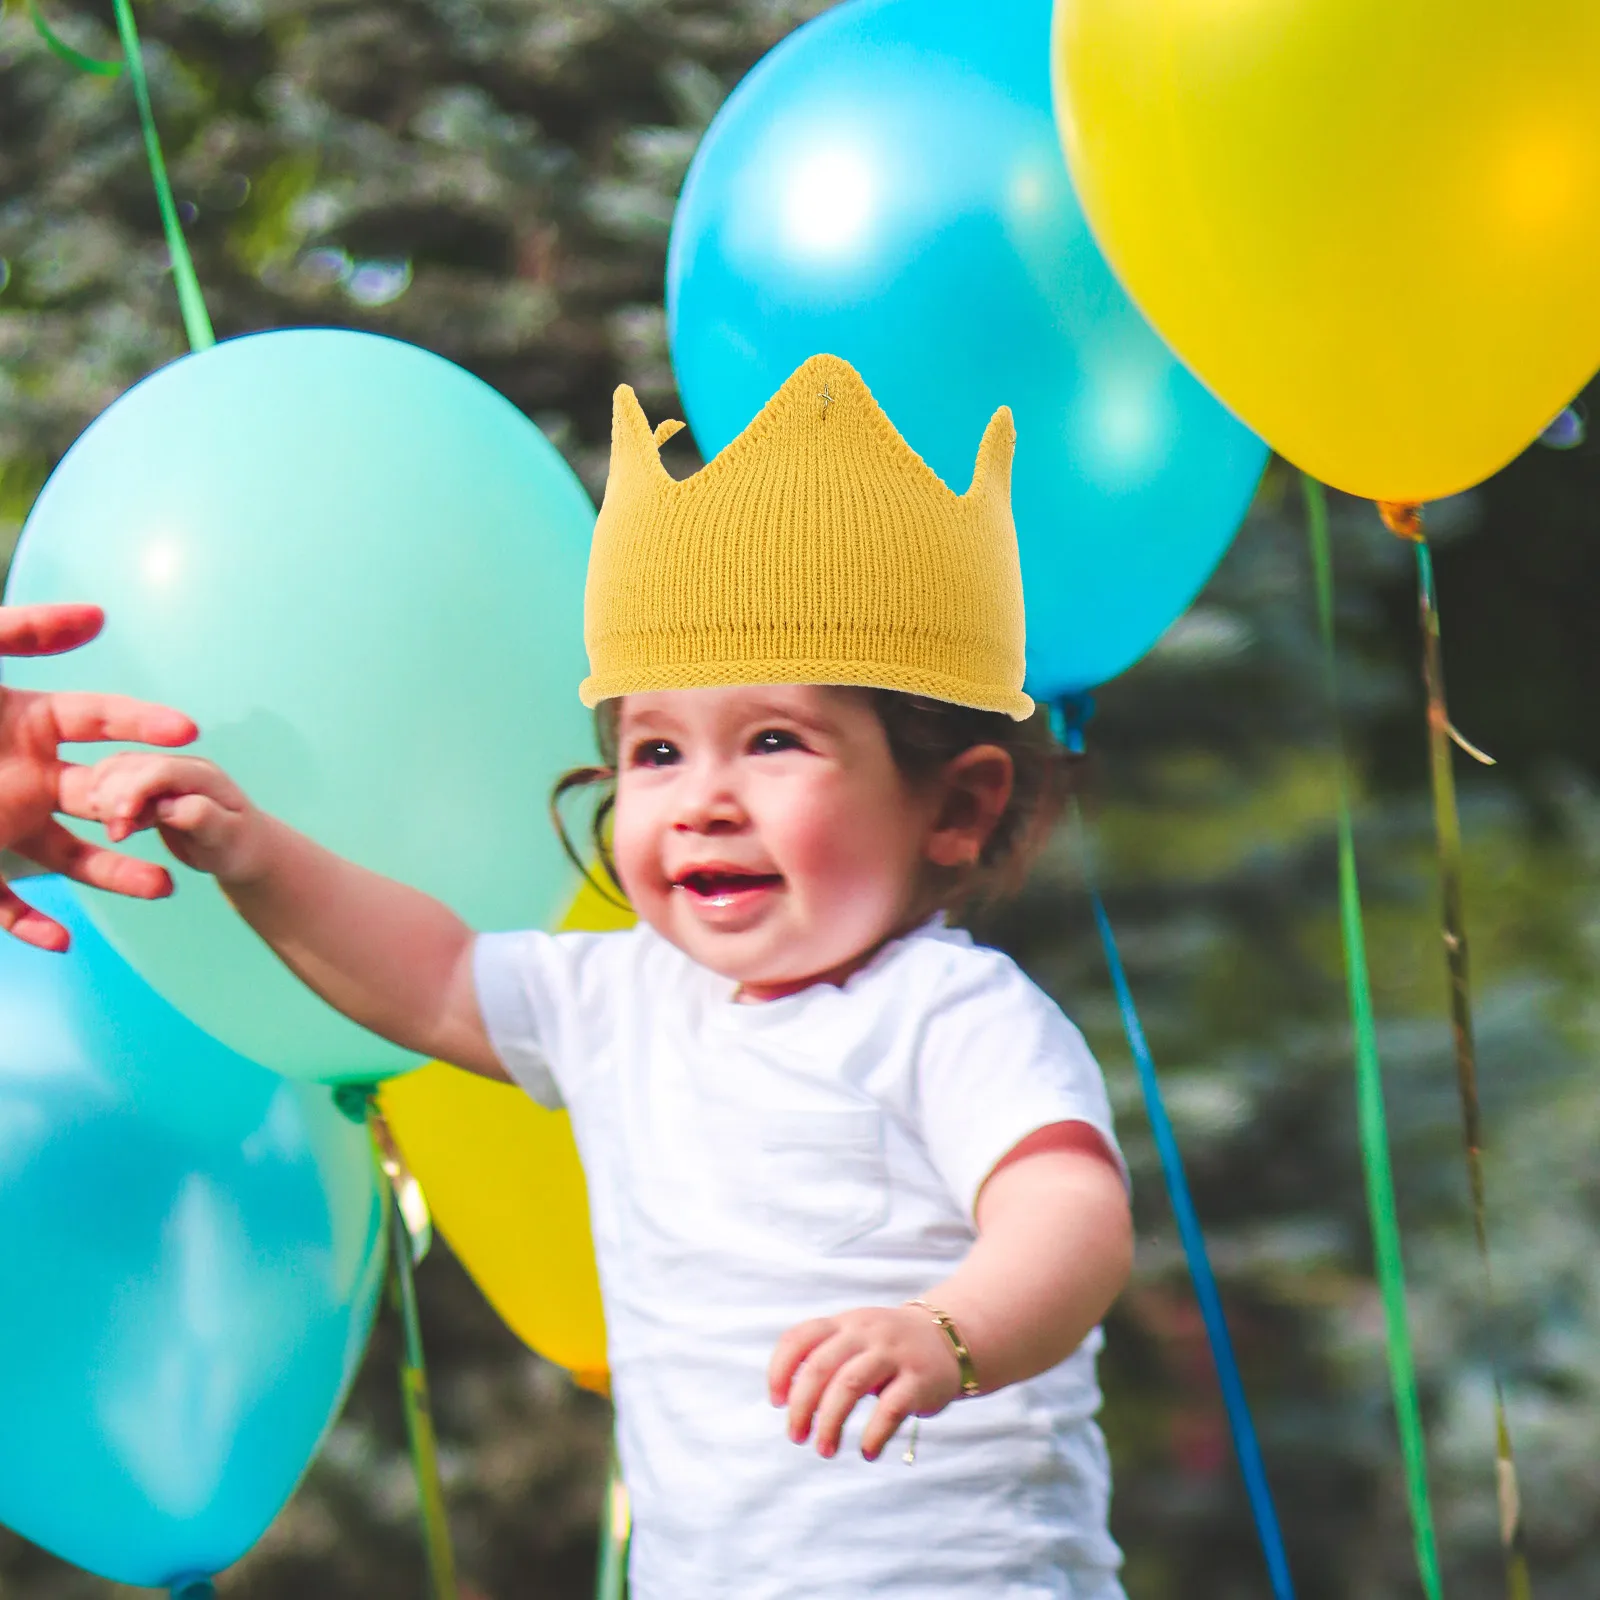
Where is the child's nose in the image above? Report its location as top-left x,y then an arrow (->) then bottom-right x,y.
672,764 -> 747,833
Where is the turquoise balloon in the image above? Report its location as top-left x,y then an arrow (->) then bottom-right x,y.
0,877 -> 385,1589
666,0 -> 1268,697
4,329 -> 594,1081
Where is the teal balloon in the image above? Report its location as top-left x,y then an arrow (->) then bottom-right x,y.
666,0 -> 1268,698
4,329 -> 594,1081
0,877 -> 385,1589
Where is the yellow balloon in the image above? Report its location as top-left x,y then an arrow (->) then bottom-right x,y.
1052,0 -> 1600,502
380,1062 -> 608,1381
379,871 -> 633,1385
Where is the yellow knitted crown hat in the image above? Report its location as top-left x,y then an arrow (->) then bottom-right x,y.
580,353 -> 1032,719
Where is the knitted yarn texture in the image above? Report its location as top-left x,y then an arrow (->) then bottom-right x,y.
580,353 -> 1033,718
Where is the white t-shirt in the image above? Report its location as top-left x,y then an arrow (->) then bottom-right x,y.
473,918 -> 1127,1600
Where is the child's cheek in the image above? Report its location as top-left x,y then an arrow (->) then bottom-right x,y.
608,792 -> 667,907
769,781 -> 896,914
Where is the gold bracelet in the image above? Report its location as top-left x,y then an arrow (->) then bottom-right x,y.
905,1298 -> 981,1397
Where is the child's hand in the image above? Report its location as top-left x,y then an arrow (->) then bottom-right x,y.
768,1306 -> 966,1462
66,752 -> 266,883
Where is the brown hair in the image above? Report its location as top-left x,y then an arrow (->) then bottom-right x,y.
549,689 -> 1078,916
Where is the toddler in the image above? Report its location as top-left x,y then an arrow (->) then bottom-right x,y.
72,356 -> 1133,1599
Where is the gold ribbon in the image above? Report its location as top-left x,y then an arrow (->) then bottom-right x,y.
1382,500 -> 1530,1600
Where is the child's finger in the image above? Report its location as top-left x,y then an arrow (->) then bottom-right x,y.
58,754 -> 167,825
859,1375 -> 922,1463
768,1317 -> 838,1405
55,753 -> 180,820
156,793 -> 225,839
811,1351 -> 895,1460
106,795 -> 168,843
79,754 -> 231,832
785,1330 -> 859,1444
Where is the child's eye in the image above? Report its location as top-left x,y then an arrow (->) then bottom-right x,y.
751,727 -> 804,755
629,738 -> 680,768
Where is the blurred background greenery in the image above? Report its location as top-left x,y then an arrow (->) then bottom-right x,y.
3,2 -> 1600,1597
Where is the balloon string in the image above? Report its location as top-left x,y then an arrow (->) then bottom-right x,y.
385,1149 -> 460,1600
336,1086 -> 460,1600
30,0 -> 214,348
1052,701 -> 1295,1600
107,0 -> 215,352
28,0 -> 121,74
1378,501 -> 1531,1600
1307,480 -> 1444,1600
595,1449 -> 631,1600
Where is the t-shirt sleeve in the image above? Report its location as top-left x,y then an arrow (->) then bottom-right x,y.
914,949 -> 1126,1218
472,929 -> 576,1109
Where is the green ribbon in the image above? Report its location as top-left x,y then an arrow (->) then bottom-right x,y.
387,1178 -> 459,1600
28,0 -> 121,74
35,0 -> 215,350
108,0 -> 214,351
369,1101 -> 458,1600
1304,476 -> 1443,1600
334,1086 -> 460,1600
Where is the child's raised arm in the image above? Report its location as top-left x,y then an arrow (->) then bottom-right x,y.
63,752 -> 504,1080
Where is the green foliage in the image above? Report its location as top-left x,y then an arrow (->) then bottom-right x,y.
5,4 -> 1600,1597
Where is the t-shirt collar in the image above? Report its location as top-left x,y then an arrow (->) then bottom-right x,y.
642,913 -> 966,1025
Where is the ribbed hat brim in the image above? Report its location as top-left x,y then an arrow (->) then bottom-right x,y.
579,658 -> 1034,719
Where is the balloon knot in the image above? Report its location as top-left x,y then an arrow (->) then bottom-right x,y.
169,1577 -> 215,1600
1050,694 -> 1097,755
332,1082 -> 379,1124
1378,500 -> 1425,541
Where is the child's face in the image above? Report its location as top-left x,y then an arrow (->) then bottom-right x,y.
609,685 -> 1002,993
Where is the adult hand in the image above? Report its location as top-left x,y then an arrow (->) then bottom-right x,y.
0,603 -> 198,950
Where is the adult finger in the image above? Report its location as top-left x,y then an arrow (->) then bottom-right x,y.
16,820 -> 174,901
860,1375 -> 922,1463
768,1318 -> 838,1405
0,878 -> 70,950
0,603 -> 104,657
53,760 -> 97,819
812,1350 -> 896,1460
46,690 -> 197,748
786,1330 -> 860,1444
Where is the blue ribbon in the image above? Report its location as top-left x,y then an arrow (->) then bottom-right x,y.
1054,695 -> 1295,1600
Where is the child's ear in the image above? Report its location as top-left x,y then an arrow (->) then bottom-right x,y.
924,745 -> 1014,869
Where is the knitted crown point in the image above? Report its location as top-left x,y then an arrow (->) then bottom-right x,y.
580,354 -> 1033,718
968,405 -> 1016,503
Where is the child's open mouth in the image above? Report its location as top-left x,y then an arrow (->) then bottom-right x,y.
673,868 -> 785,909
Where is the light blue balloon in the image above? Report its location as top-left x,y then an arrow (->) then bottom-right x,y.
4,328 -> 594,1081
667,0 -> 1268,699
0,877 -> 386,1589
